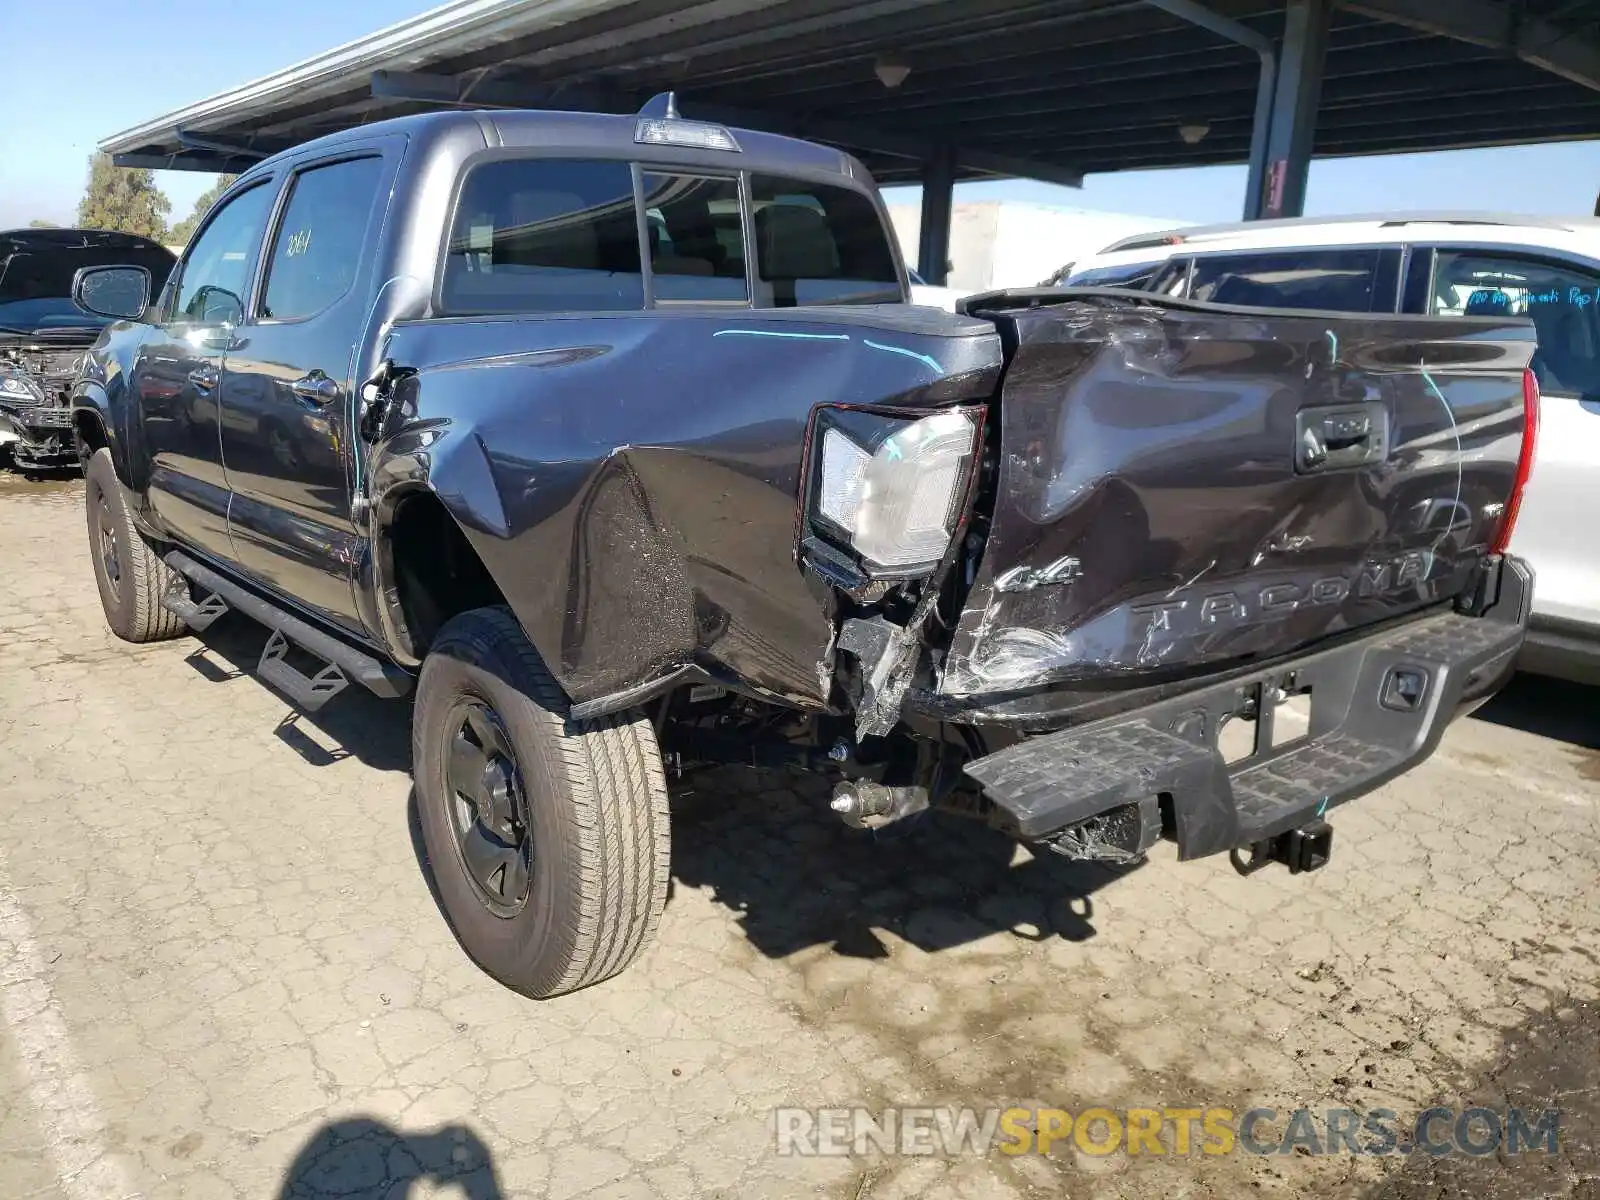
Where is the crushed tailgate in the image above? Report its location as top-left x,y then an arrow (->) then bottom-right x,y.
941,294 -> 1536,699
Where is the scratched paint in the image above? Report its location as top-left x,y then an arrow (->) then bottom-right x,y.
862,338 -> 943,372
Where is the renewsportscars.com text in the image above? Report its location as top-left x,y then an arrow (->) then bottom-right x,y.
774,1105 -> 1561,1158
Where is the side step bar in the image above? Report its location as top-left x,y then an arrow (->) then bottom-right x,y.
160,578 -> 229,632
163,551 -> 412,710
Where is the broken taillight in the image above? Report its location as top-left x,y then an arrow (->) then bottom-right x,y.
1492,367 -> 1540,555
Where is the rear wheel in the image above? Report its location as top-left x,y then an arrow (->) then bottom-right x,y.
84,448 -> 187,643
413,607 -> 670,998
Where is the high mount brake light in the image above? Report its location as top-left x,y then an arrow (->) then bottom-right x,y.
634,119 -> 741,152
1492,366 -> 1539,555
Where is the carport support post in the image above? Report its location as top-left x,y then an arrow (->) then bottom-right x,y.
1260,0 -> 1333,218
1143,0 -> 1278,220
917,141 -> 956,286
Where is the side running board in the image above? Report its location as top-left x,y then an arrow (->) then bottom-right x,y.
163,551 -> 413,711
160,576 -> 230,632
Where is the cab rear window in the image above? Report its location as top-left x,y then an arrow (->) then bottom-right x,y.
442,159 -> 645,314
440,158 -> 903,313
748,176 -> 900,307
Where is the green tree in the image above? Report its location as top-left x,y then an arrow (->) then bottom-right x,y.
169,174 -> 238,247
27,218 -> 58,228
75,153 -> 171,241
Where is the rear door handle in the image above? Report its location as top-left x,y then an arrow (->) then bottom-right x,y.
290,372 -> 341,405
187,367 -> 218,391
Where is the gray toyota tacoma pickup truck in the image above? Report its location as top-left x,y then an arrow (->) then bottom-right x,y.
71,99 -> 1537,997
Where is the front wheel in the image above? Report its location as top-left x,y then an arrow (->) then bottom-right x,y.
83,448 -> 187,643
412,607 -> 671,998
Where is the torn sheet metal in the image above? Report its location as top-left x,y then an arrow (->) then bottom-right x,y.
838,616 -> 921,741
1041,795 -> 1162,865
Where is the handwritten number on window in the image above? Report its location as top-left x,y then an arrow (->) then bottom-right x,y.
285,229 -> 313,258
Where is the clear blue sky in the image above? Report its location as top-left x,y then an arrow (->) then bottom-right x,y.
2,0 -> 1597,231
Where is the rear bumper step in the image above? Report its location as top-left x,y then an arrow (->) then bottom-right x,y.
964,558 -> 1531,862
164,551 -> 412,707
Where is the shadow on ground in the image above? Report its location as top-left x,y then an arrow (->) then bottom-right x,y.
276,1117 -> 504,1198
181,615 -> 1595,970
1471,673 -> 1600,751
667,764 -> 1140,959
180,609 -> 1139,961
0,463 -> 80,494
184,612 -> 412,773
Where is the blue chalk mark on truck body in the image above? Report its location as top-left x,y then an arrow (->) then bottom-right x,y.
862,339 -> 942,373
712,329 -> 850,341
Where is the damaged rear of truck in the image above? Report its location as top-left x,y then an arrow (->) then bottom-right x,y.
376,288 -> 1535,885
79,110 -> 1535,998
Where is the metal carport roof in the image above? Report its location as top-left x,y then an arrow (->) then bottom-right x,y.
102,0 -> 1600,188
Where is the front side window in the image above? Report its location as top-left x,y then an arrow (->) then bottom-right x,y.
1431,251 -> 1600,398
640,173 -> 748,303
1188,248 -> 1385,312
442,159 -> 643,314
261,157 -> 384,321
172,183 -> 276,326
748,176 -> 900,306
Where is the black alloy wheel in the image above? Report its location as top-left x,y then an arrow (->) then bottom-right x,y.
444,697 -> 534,917
96,494 -> 122,605
412,606 -> 671,998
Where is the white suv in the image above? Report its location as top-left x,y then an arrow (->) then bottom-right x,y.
1069,213 -> 1600,684
907,268 -> 967,311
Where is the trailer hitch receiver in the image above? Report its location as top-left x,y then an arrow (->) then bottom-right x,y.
1230,820 -> 1333,876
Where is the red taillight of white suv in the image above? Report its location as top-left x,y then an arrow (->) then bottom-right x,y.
1492,366 -> 1540,555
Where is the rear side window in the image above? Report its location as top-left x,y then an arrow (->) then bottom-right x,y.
1431,251 -> 1600,398
261,157 -> 384,321
442,159 -> 643,314
748,176 -> 900,306
640,173 -> 748,303
1188,248 -> 1386,311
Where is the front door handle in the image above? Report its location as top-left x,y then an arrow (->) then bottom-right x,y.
290,371 -> 341,406
187,366 -> 218,391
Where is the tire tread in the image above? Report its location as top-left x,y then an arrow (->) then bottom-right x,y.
85,448 -> 187,644
416,607 -> 669,997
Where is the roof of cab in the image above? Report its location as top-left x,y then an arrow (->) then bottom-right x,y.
233,106 -> 862,185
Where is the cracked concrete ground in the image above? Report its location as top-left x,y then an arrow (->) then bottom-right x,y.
0,474 -> 1596,1199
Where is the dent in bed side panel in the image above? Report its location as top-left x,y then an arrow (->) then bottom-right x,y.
369,309 -> 1002,707
941,304 -> 1535,699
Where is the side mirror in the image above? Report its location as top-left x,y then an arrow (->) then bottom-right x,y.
189,284 -> 243,327
72,264 -> 151,322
